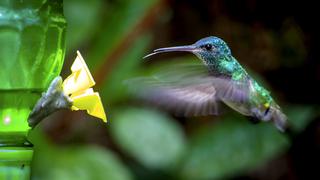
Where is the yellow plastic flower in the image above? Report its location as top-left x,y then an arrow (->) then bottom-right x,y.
62,51 -> 107,122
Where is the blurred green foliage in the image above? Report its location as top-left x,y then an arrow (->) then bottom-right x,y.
28,0 -> 318,179
30,130 -> 132,180
180,116 -> 289,179
111,108 -> 186,170
99,35 -> 151,102
64,0 -> 103,50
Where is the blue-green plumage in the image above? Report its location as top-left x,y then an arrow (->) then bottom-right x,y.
138,36 -> 288,132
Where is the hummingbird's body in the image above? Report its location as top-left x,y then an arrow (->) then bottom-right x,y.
138,36 -> 287,132
211,55 -> 280,125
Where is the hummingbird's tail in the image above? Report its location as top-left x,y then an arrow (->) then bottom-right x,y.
271,107 -> 288,132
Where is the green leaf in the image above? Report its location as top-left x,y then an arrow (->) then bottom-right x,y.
31,132 -> 132,180
285,105 -> 316,132
86,0 -> 158,69
110,107 -> 186,170
99,34 -> 151,103
179,116 -> 289,180
64,0 -> 104,51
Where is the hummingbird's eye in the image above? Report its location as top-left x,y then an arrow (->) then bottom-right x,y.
202,44 -> 213,51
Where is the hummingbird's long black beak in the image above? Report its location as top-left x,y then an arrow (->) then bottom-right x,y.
143,45 -> 196,59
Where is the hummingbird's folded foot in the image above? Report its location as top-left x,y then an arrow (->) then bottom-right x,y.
251,107 -> 272,122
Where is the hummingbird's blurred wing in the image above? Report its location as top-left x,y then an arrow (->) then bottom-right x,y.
126,64 -> 250,117
126,76 -> 219,116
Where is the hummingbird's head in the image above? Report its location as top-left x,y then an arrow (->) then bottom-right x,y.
193,36 -> 231,62
144,36 -> 231,65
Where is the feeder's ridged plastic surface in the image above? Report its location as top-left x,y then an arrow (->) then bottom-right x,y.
0,0 -> 66,137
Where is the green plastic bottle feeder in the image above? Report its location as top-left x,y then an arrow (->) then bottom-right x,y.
0,0 -> 66,179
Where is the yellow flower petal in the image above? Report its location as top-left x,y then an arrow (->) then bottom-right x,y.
63,51 -> 95,95
71,88 -> 107,122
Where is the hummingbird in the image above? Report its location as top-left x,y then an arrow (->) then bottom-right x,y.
131,36 -> 288,132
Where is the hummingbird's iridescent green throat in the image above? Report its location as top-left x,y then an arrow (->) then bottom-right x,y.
143,36 -> 288,132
